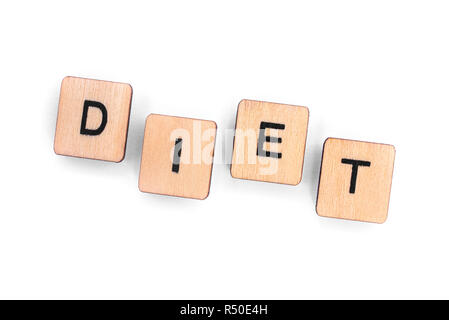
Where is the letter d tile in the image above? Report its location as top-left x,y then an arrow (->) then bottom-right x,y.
54,76 -> 133,162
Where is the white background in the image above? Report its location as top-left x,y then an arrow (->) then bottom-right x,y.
0,0 -> 448,299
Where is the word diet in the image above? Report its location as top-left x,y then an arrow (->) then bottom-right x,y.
54,76 -> 396,224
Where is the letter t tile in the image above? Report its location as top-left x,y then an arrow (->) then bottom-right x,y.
316,138 -> 396,223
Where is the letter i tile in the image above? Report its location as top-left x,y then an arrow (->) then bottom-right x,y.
138,114 -> 217,200
316,138 -> 396,223
54,76 -> 133,162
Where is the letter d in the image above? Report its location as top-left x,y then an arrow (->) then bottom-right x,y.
80,100 -> 108,136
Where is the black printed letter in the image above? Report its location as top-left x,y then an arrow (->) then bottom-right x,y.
257,121 -> 285,159
80,100 -> 108,136
172,138 -> 183,173
341,158 -> 371,194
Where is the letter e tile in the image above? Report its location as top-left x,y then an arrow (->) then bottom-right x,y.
231,99 -> 309,185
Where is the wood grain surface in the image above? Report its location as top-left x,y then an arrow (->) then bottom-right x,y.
54,76 -> 133,162
231,99 -> 309,185
139,114 -> 217,200
316,138 -> 396,223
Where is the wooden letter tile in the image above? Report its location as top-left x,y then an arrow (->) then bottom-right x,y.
231,99 -> 309,185
54,76 -> 133,162
138,114 -> 217,200
316,138 -> 396,223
